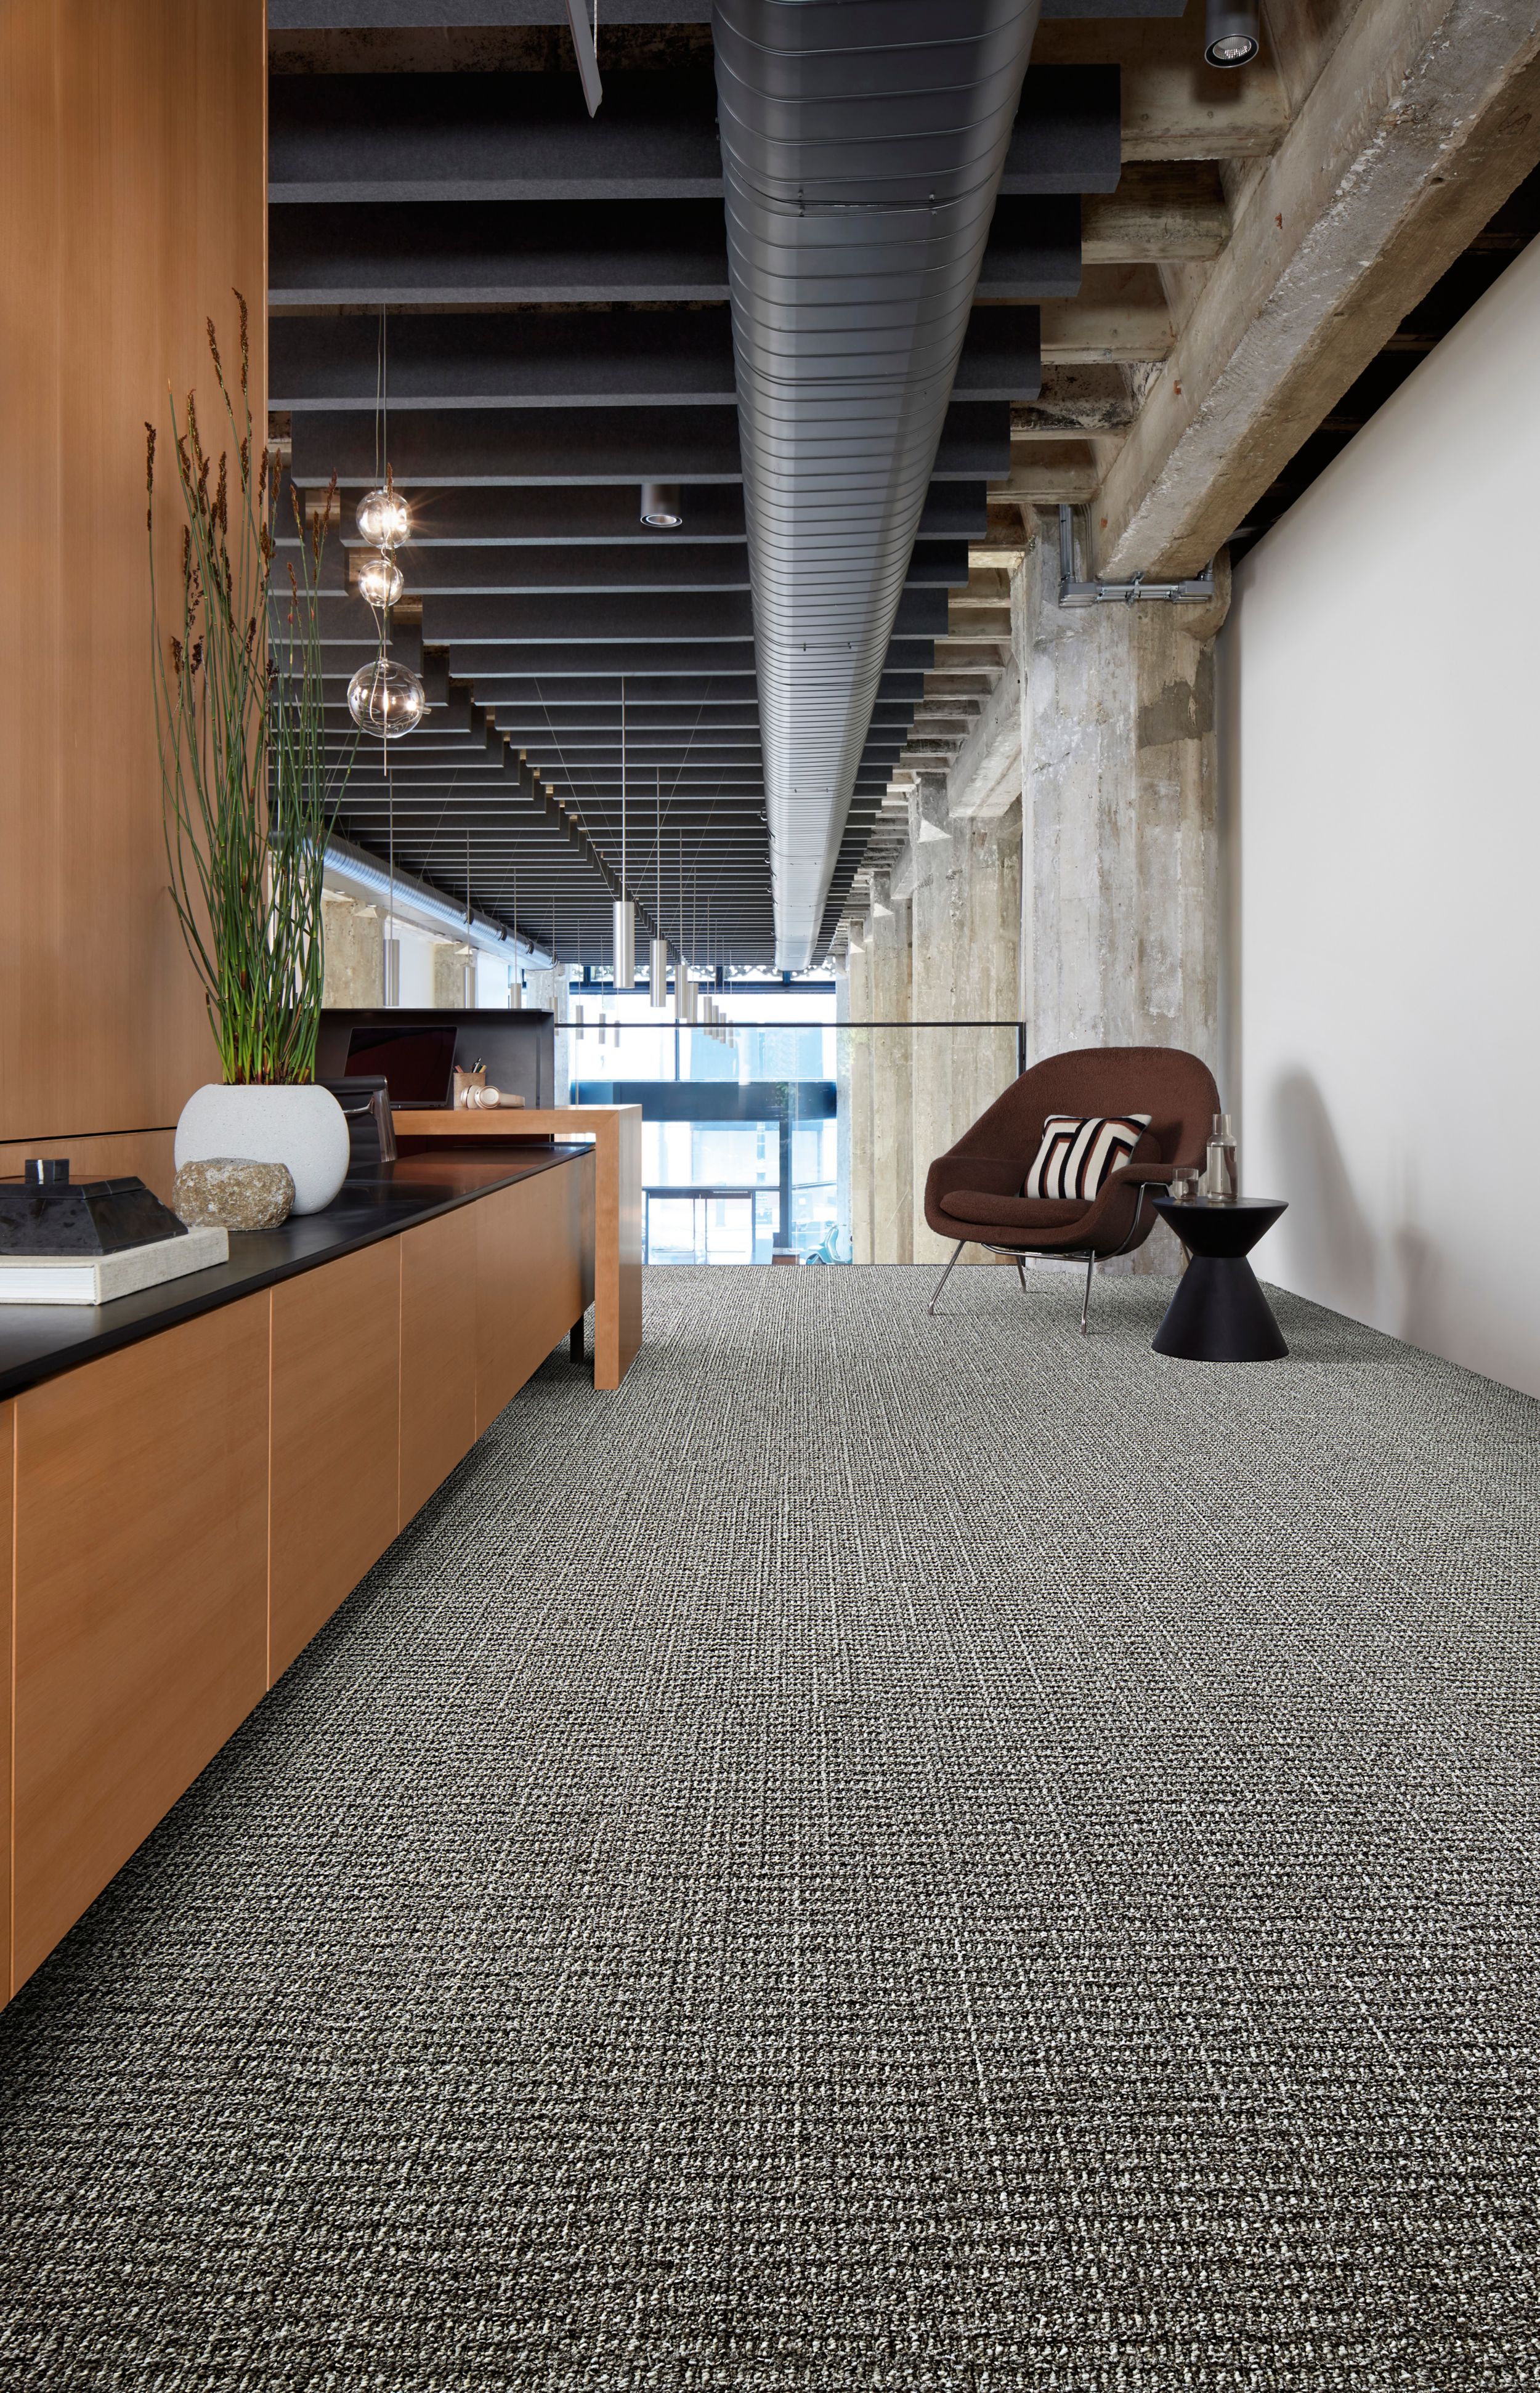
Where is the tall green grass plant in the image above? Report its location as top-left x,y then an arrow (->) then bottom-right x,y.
147,295 -> 352,1084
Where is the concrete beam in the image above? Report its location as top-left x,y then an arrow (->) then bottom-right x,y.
990,442 -> 1101,504
1010,366 -> 1136,437
1081,163 -> 1230,262
1039,269 -> 1173,363
1096,0 -> 1540,576
1032,10 -> 1291,162
944,663 -> 1024,826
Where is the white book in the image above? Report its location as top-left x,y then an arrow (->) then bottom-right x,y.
0,1226 -> 230,1306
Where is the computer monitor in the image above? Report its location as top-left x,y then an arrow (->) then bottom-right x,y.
342,1023 -> 458,1108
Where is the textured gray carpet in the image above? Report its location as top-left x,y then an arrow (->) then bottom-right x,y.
1,1266 -> 1538,2391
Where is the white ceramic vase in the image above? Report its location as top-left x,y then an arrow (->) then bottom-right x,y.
174,1083 -> 351,1217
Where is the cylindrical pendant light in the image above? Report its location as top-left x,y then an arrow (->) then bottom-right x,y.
613,674 -> 634,989
508,965 -> 522,1010
1204,0 -> 1260,65
641,481 -> 684,529
682,973 -> 697,1025
613,898 -> 636,990
383,936 -> 401,1006
650,936 -> 669,1005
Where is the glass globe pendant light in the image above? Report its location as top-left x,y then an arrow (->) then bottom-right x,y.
356,478 -> 411,549
356,548 -> 403,609
351,323 -> 425,745
347,655 -> 427,739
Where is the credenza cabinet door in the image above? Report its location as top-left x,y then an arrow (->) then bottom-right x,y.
11,1298 -> 270,1991
476,1154 -> 591,1433
399,1202 -> 480,1523
270,1239 -> 402,1684
0,1404 -> 12,1997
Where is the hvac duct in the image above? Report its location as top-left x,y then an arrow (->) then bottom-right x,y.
714,0 -> 1039,968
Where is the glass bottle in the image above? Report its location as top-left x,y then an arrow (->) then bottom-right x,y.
1206,1112 -> 1238,1204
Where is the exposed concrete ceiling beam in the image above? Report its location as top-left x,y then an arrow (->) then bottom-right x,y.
1039,269 -> 1173,362
1010,365 -> 1136,435
1032,8 -> 1291,161
1096,0 -> 1540,576
989,442 -> 1101,504
1080,162 -> 1228,261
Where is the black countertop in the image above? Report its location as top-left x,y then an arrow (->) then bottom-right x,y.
0,1144 -> 589,1401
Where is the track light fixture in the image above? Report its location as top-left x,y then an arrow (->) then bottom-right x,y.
1204,1 -> 1259,67
641,480 -> 684,530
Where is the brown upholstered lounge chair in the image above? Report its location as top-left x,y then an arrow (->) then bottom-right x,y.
922,1044 -> 1221,1333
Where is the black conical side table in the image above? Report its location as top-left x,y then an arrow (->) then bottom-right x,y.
1149,1197 -> 1289,1361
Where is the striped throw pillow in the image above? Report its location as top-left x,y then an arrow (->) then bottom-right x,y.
1024,1114 -> 1152,1202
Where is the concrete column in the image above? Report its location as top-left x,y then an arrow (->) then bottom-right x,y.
429,940 -> 471,1008
524,966 -> 569,1103
846,933 -> 873,1263
906,774 -> 1023,1262
320,889 -> 384,1006
865,874 -> 913,1263
833,962 -> 853,1263
1016,526 -> 1231,1266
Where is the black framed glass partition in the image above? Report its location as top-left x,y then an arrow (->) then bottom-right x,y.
562,987 -> 1024,1265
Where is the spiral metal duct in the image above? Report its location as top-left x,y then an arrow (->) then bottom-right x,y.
713,0 -> 1040,970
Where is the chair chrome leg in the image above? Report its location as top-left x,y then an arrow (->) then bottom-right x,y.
1080,1252 -> 1095,1335
928,1241 -> 966,1316
1015,1256 -> 1027,1294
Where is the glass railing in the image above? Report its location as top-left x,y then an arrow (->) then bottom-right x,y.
554,998 -> 1023,1265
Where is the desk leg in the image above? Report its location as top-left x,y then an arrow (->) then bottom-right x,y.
592,1114 -> 643,1391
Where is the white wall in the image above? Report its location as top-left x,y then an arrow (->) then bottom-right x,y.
1219,230 -> 1540,1398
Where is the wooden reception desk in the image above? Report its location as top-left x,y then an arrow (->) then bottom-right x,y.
0,1144 -> 596,2003
392,1106 -> 642,1391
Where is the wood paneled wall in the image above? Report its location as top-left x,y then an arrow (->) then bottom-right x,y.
0,2 -> 266,1182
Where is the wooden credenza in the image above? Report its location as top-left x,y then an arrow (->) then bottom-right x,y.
0,1148 -> 594,2001
393,1107 -> 641,1390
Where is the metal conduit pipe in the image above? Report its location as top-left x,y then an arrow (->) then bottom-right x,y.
713,0 -> 1040,970
325,836 -> 529,960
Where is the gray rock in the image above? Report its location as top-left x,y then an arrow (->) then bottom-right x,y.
173,1157 -> 295,1232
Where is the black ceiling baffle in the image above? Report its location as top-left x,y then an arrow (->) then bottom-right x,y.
267,4 -> 1127,963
